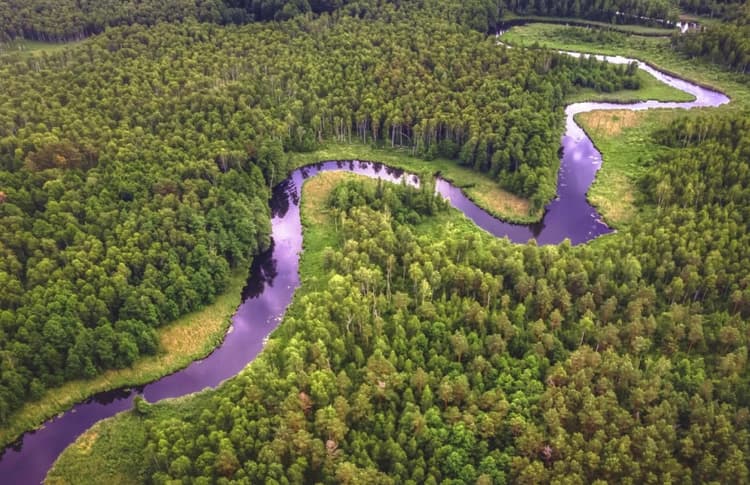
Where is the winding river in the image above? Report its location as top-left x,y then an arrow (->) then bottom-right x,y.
0,37 -> 729,484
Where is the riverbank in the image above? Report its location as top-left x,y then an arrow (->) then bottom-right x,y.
289,146 -> 541,224
500,14 -> 678,36
0,269 -> 248,450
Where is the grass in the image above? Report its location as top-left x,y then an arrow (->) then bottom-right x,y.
0,269 -> 248,450
577,109 -> 676,226
0,39 -> 79,58
46,170 -> 490,484
288,144 -> 539,224
297,171 -> 356,291
501,14 -> 678,36
46,391 -> 216,485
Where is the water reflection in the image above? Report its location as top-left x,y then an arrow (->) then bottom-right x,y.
241,242 -> 279,301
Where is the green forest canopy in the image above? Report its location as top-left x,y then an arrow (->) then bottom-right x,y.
0,0 -> 683,42
56,109 -> 750,483
0,8 -> 642,428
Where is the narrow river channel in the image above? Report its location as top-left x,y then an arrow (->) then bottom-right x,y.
0,35 -> 729,484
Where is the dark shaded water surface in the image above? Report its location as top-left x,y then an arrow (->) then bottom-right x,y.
0,46 -> 729,484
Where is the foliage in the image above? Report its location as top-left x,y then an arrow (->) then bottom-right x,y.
672,5 -> 750,73
0,9 -> 641,429
678,0 -> 746,19
94,120 -> 750,481
0,0 -> 684,43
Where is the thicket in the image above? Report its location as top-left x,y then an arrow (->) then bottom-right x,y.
130,112 -> 750,483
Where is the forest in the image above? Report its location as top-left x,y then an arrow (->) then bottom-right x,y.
65,108 -> 750,483
0,0 -> 748,482
673,3 -> 750,73
0,0 -> 684,41
0,6 -> 644,430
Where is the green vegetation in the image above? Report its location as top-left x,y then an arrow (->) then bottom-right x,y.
502,22 -> 750,106
679,0 -> 746,19
502,21 -> 750,230
0,39 -> 78,57
0,269 -> 248,448
45,170 -> 456,484
0,0 -> 687,42
51,109 -> 750,481
47,391 -> 218,485
673,3 -> 750,73
565,67 -> 695,103
0,7 -> 650,440
502,14 -> 678,35
577,109 -> 674,226
289,145 -> 539,223
1,1 -> 747,483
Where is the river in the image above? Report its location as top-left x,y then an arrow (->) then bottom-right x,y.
0,35 -> 729,485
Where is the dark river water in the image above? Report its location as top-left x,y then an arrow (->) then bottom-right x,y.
0,46 -> 729,484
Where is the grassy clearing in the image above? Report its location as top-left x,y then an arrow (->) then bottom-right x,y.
578,109 -> 677,226
0,269 -> 248,450
502,14 -> 677,36
288,144 -> 538,224
0,39 -> 79,58
298,171 -> 356,291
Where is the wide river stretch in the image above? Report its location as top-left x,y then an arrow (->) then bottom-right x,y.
0,40 -> 729,484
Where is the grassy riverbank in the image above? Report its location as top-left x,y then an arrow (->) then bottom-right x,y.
577,109 -> 672,226
288,145 -> 540,224
0,269 -> 248,450
501,14 -> 678,36
46,171 -> 487,484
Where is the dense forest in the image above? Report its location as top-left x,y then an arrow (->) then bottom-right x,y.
0,9 -> 641,427
121,109 -> 750,483
0,0 -> 683,41
672,3 -> 750,73
678,0 -> 746,19
1,0 -> 749,482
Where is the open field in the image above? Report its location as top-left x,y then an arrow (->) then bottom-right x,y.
0,39 -> 79,57
578,109 -> 676,226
